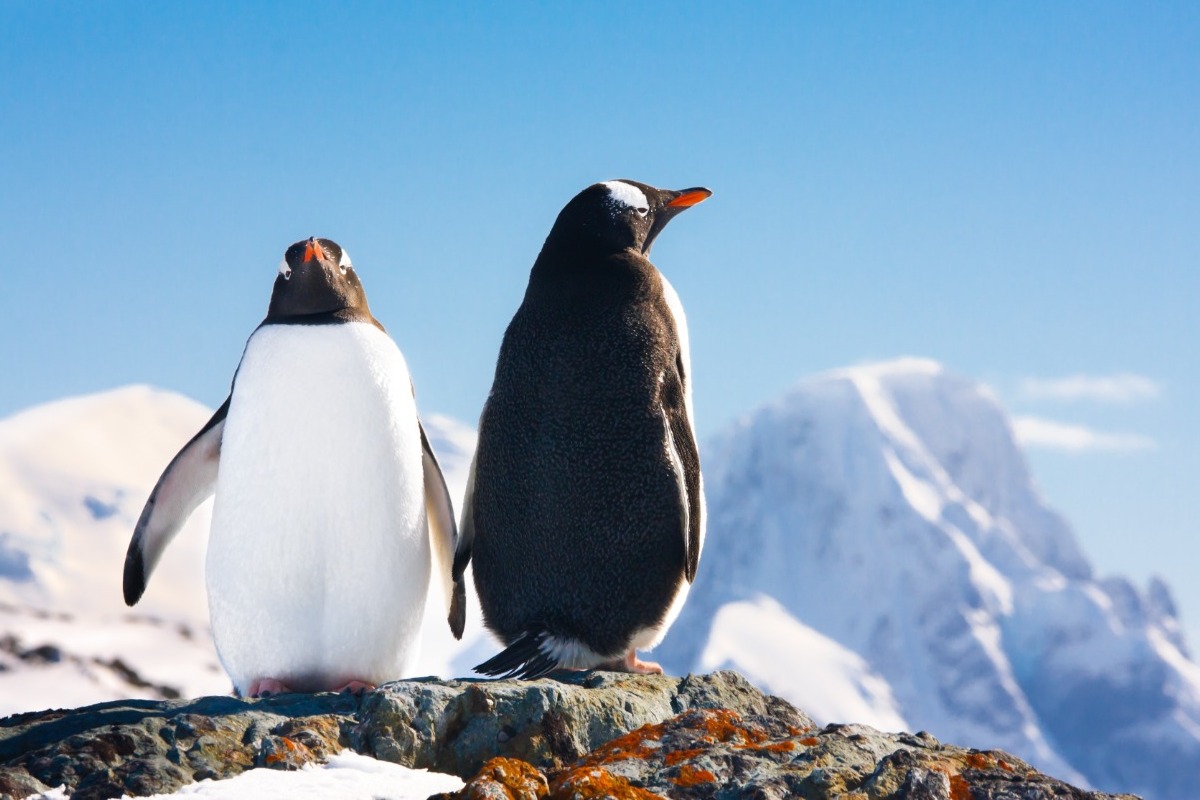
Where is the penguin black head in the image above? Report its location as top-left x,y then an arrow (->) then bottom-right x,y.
267,237 -> 372,321
545,180 -> 712,258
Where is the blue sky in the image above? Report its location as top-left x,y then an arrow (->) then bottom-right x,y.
3,4 -> 1198,642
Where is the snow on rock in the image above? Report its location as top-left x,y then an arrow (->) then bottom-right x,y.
132,751 -> 464,799
660,357 -> 1200,800
22,752 -> 463,800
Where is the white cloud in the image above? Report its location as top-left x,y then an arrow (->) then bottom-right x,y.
1012,416 -> 1156,453
1017,373 -> 1161,404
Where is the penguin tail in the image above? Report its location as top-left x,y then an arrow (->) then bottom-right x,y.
474,628 -> 561,680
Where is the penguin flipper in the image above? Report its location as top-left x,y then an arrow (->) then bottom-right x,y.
123,396 -> 228,606
419,420 -> 466,639
663,359 -> 704,583
450,416 -> 483,636
474,629 -> 560,680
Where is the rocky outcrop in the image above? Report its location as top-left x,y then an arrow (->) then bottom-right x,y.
444,707 -> 1137,800
0,671 -> 1135,800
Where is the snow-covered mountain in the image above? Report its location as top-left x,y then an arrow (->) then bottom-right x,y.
658,357 -> 1200,800
0,386 -> 227,712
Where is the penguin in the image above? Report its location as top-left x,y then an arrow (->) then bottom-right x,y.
463,180 -> 711,679
122,237 -> 467,697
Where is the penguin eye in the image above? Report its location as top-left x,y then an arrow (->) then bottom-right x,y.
278,259 -> 293,280
635,207 -> 649,218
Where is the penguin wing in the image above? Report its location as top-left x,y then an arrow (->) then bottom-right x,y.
663,355 -> 704,583
420,421 -> 467,639
457,446 -> 477,567
123,396 -> 229,606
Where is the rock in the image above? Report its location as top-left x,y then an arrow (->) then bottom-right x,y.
453,709 -> 1139,800
350,669 -> 807,779
0,671 -> 1135,800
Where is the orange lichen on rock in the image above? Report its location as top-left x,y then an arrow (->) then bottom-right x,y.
799,736 -> 819,747
963,750 -> 1018,774
259,735 -> 314,770
662,747 -> 705,766
949,772 -> 972,800
458,757 -> 549,800
673,763 -> 717,787
549,766 -> 664,800
964,751 -> 992,770
262,737 -> 301,766
580,721 -> 667,765
690,708 -> 768,746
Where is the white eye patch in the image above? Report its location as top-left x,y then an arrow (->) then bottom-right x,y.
338,249 -> 352,271
602,180 -> 650,214
278,258 -> 292,279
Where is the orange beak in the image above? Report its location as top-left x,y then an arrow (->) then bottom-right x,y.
667,188 -> 713,208
303,239 -> 327,263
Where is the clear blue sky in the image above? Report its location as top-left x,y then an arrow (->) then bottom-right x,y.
3,3 -> 1198,642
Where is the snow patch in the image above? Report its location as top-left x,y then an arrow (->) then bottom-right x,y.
700,596 -> 907,732
119,750 -> 463,799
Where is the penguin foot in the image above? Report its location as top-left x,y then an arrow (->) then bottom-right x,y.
335,680 -> 376,696
600,650 -> 664,675
248,678 -> 291,698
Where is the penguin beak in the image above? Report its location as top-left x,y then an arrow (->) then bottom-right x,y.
643,187 -> 712,254
303,238 -> 327,263
666,188 -> 713,208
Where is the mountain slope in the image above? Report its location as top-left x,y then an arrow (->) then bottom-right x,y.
659,357 -> 1199,799
0,387 -> 487,713
0,386 -> 226,711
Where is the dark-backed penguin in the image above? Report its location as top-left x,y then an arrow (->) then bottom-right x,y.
463,180 -> 710,679
122,237 -> 468,697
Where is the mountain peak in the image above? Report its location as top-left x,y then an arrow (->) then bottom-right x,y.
828,355 -> 947,381
662,359 -> 1200,799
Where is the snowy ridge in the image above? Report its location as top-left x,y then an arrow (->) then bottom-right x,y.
659,357 -> 1200,800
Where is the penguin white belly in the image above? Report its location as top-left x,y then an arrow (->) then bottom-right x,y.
207,322 -> 429,694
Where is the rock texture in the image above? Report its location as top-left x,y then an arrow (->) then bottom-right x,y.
445,708 -> 1138,800
0,671 -> 1135,800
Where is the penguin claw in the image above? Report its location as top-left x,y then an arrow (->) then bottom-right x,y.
248,678 -> 290,698
600,650 -> 663,675
335,680 -> 376,696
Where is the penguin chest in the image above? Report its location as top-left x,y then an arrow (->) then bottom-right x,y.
207,322 -> 428,689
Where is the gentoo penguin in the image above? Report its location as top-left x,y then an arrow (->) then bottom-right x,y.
122,237 -> 467,697
464,180 -> 710,679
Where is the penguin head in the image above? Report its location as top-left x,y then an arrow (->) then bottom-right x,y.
546,180 -> 712,258
268,237 -> 371,318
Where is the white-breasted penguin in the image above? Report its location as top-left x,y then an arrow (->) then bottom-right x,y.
122,237 -> 468,697
464,180 -> 711,679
